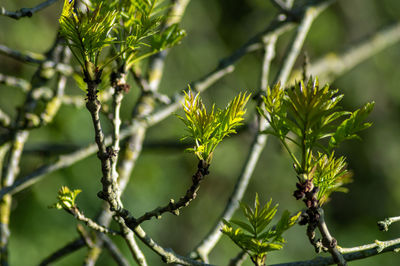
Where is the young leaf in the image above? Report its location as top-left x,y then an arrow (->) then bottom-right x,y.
329,102 -> 375,148
221,194 -> 299,265
178,90 -> 250,163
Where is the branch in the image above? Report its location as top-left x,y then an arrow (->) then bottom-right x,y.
316,209 -> 347,265
100,234 -> 131,266
289,22 -> 400,84
274,0 -> 334,85
65,207 -> 120,236
0,73 -> 31,92
0,44 -> 74,74
270,237 -> 400,266
116,219 -> 147,266
0,0 -> 58,20
0,108 -> 10,128
132,225 -> 214,266
39,238 -> 86,266
128,160 -> 210,226
260,35 -> 278,90
0,41 -> 70,265
0,44 -> 45,64
377,216 -> 400,231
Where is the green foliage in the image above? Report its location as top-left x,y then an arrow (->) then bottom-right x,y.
312,153 -> 352,204
59,0 -> 185,80
178,90 -> 250,163
221,194 -> 300,265
59,3 -> 117,77
50,186 -> 82,210
259,77 -> 374,204
115,0 -> 186,68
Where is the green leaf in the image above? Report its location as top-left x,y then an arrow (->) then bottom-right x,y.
230,219 -> 255,234
177,90 -> 249,163
222,194 -> 298,261
329,102 -> 374,148
50,186 -> 82,210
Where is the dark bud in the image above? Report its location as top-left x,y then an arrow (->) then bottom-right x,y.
293,189 -> 305,200
298,213 -> 309,225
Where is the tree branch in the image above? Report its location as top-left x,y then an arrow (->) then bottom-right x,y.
377,216 -> 400,232
270,237 -> 400,266
289,22 -> 400,84
0,73 -> 31,92
0,0 -> 58,20
39,238 -> 86,266
65,207 -> 120,236
128,160 -> 210,226
0,44 -> 74,74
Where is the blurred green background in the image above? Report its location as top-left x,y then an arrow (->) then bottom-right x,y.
1,0 -> 400,265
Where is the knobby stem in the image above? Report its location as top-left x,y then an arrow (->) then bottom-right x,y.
126,160 -> 210,227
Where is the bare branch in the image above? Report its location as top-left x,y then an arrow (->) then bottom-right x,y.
274,0 -> 334,86
0,109 -> 11,128
270,237 -> 400,266
0,73 -> 31,92
377,216 -> 400,231
100,234 -> 131,266
289,22 -> 400,84
129,160 -> 210,226
39,238 -> 86,266
0,44 -> 74,74
65,207 -> 120,236
0,44 -> 45,64
0,0 -> 58,20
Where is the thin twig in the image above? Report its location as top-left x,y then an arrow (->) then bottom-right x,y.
316,209 -> 347,265
0,0 -> 58,20
128,160 -> 210,226
377,216 -> 400,232
270,237 -> 400,266
0,73 -> 31,92
0,44 -> 45,64
66,207 -> 120,236
116,219 -> 147,266
39,238 -> 86,266
289,22 -> 400,84
274,0 -> 333,86
0,41 -> 69,265
132,225 -> 214,266
0,109 -> 10,128
0,44 -> 74,74
100,234 -> 130,266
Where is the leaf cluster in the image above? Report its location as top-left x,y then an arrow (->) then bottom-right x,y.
50,186 -> 82,210
116,0 -> 186,68
221,194 -> 300,265
59,3 -> 117,78
259,77 -> 374,204
59,0 -> 185,80
178,90 -> 250,163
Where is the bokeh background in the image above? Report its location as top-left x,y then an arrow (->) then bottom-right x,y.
1,0 -> 400,265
